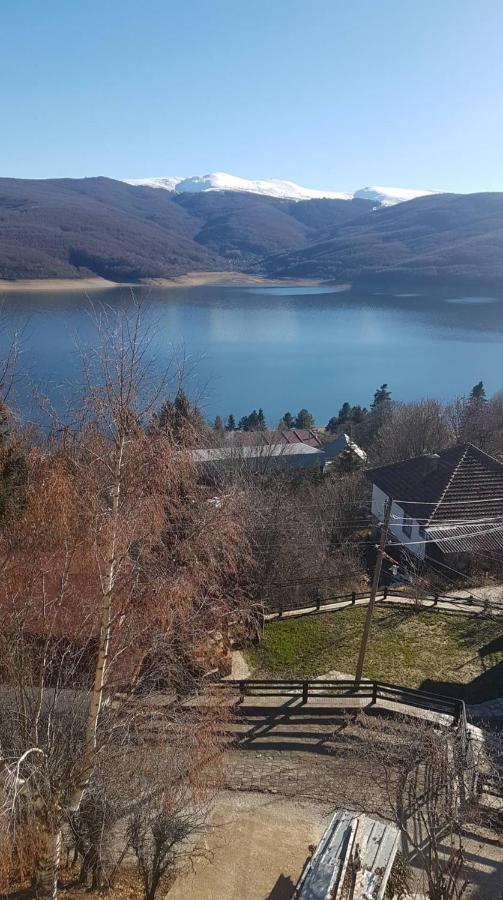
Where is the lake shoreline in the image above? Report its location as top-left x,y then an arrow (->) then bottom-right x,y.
0,272 -> 351,294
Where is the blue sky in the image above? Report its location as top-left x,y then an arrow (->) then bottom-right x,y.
2,0 -> 502,193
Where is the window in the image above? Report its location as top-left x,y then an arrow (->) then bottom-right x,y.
403,518 -> 413,539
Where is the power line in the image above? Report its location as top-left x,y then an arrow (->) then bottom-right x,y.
390,513 -> 503,526
393,495 -> 503,506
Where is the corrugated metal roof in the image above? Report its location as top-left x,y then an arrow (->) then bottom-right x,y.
295,809 -> 399,900
426,522 -> 503,554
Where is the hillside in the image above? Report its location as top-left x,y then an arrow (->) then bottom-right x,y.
0,177 -> 373,280
172,192 -> 373,262
0,177 -> 223,281
258,192 -> 503,284
1,177 -> 503,285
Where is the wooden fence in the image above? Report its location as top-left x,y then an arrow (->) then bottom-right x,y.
228,677 -> 466,726
268,588 -> 486,618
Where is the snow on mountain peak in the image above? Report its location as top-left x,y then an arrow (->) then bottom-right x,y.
127,176 -> 183,192
126,172 -> 350,202
125,173 -> 439,206
353,185 -> 439,206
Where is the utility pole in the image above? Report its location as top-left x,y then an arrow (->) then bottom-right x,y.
355,497 -> 393,685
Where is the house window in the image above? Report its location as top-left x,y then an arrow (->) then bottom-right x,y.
403,518 -> 413,539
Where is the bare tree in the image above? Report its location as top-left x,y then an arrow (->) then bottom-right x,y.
372,400 -> 452,465
349,712 -> 488,900
0,304 -> 253,898
238,467 -> 368,614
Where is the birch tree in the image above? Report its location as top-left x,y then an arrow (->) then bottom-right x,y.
0,305 -> 253,898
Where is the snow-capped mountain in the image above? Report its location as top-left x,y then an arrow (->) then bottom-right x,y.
353,185 -> 438,207
127,176 -> 183,192
126,172 -> 350,202
125,172 -> 439,206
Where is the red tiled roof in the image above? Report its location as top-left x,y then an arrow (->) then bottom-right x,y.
225,429 -> 323,449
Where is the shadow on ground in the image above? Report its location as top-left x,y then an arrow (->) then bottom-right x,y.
265,873 -> 296,899
421,657 -> 503,704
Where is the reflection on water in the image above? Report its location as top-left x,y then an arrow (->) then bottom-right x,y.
1,282 -> 503,424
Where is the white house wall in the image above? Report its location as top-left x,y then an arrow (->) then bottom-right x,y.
371,484 -> 426,560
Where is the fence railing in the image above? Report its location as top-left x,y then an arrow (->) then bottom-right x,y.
226,677 -> 466,726
266,588 -> 489,618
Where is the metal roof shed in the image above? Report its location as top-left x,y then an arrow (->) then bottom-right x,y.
294,809 -> 400,900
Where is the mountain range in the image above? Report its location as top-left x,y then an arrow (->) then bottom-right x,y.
126,172 -> 437,206
0,173 -> 502,285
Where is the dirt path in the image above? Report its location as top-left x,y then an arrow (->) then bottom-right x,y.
167,790 -> 331,900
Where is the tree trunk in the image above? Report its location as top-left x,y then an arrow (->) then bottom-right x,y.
34,828 -> 61,900
69,436 -> 125,812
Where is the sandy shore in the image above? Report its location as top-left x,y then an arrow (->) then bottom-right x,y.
0,272 -> 350,294
146,271 -> 330,289
0,276 -> 123,293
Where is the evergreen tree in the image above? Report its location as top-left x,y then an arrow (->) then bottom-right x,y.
335,445 -> 362,473
226,414 -> 236,431
213,415 -> 224,434
351,405 -> 367,423
281,412 -> 294,429
371,384 -> 391,408
295,408 -> 315,429
470,381 -> 486,402
238,410 -> 262,431
149,388 -> 204,441
326,416 -> 339,434
338,402 -> 352,423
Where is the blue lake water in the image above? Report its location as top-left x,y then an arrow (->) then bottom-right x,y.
2,282 -> 503,425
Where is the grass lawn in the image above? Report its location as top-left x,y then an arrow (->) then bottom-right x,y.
246,606 -> 503,700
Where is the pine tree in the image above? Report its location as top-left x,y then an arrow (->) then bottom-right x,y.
351,405 -> 367,423
281,412 -> 294,429
470,381 -> 486,402
149,389 -> 204,442
371,384 -> 391,408
338,402 -> 352,423
295,408 -> 315,429
226,414 -> 236,431
257,408 -> 266,430
213,415 -> 224,434
335,445 -> 361,473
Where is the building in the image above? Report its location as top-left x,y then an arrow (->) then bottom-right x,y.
192,432 -> 366,477
223,427 -> 324,450
367,443 -> 503,565
192,441 -> 327,474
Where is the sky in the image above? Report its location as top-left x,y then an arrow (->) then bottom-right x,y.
1,0 -> 503,193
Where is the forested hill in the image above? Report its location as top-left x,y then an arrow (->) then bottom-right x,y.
256,192 -> 503,285
0,176 -> 373,281
0,177 -> 223,281
1,176 -> 502,284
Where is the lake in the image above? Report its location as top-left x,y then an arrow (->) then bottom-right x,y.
1,281 -> 503,426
